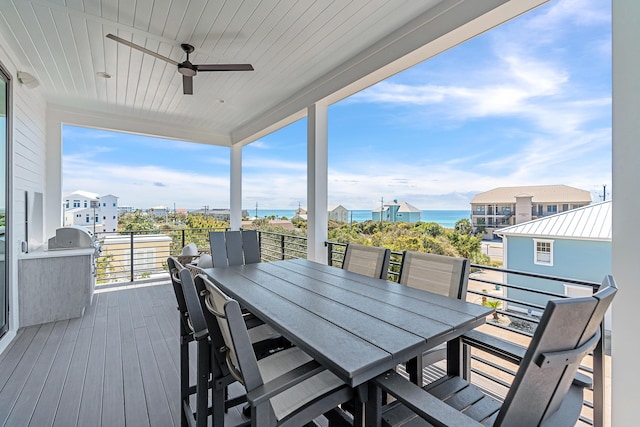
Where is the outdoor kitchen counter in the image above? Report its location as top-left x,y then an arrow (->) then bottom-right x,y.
18,247 -> 96,327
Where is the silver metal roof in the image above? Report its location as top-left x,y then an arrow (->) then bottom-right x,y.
497,201 -> 611,241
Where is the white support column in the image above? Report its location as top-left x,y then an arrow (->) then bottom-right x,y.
307,103 -> 328,263
230,144 -> 242,230
44,117 -> 62,238
612,1 -> 640,425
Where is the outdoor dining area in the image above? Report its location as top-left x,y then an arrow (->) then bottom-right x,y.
168,230 -> 616,427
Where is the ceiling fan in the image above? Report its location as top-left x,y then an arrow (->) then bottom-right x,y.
106,34 -> 254,95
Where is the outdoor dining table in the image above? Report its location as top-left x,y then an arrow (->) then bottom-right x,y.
202,258 -> 492,426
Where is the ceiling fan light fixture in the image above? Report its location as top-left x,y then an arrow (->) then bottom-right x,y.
177,65 -> 196,77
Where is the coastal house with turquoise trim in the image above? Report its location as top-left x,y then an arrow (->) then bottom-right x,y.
497,201 -> 612,326
372,200 -> 421,223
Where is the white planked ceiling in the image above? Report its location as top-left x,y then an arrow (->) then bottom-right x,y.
0,0 -> 548,146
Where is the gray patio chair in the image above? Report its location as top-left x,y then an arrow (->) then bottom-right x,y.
202,274 -> 355,427
210,230 -> 265,328
398,251 -> 470,384
167,258 -> 286,427
209,230 -> 261,267
372,275 -> 617,427
342,243 -> 391,279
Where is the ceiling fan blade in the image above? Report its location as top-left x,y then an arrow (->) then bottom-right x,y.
183,75 -> 193,95
106,34 -> 179,66
196,64 -> 254,72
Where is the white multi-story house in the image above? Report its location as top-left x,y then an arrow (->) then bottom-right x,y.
63,191 -> 119,233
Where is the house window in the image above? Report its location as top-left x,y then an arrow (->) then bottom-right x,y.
84,200 -> 88,208
103,202 -> 106,207
562,204 -> 569,211
113,203 -> 116,206
65,200 -> 69,208
73,200 -> 80,207
96,216 -> 99,223
113,216 -> 116,219
85,214 -> 90,223
534,239 -> 554,266
547,205 -> 557,214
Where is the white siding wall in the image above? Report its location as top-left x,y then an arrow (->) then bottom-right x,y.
0,35 -> 48,350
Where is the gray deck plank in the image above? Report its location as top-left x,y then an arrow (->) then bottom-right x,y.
4,320 -> 67,427
145,304 -> 181,425
52,325 -> 92,427
134,326 -> 174,427
61,315 -> 82,343
101,304 -> 125,426
28,339 -> 76,427
119,288 -> 151,427
0,323 -> 55,425
77,292 -> 108,426
129,284 -> 147,329
0,326 -> 39,390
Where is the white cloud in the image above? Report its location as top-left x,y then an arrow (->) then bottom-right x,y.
63,157 -> 231,209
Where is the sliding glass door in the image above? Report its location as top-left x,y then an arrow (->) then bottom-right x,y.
0,65 -> 8,338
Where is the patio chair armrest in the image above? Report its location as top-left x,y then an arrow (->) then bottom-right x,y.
246,360 -> 324,406
573,372 -> 592,389
462,330 -> 526,365
374,370 -> 484,427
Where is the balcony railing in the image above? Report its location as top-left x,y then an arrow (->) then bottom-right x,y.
94,229 -> 607,426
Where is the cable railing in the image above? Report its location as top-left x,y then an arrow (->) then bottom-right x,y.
93,229 -> 607,426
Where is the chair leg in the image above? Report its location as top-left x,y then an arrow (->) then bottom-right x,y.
179,327 -> 191,427
196,339 -> 210,427
406,356 -> 424,387
212,388 -> 225,427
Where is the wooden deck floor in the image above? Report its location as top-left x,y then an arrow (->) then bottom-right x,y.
0,280 -> 249,427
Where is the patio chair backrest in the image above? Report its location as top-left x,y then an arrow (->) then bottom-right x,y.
495,275 -> 617,426
203,276 -> 263,391
209,230 -> 262,267
167,257 -> 191,331
177,268 -> 209,341
342,243 -> 391,279
398,251 -> 469,299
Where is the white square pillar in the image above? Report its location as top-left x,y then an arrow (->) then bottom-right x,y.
612,0 -> 640,424
230,144 -> 242,230
45,117 -> 62,238
307,104 -> 328,263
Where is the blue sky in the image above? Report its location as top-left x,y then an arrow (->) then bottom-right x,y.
63,0 -> 611,211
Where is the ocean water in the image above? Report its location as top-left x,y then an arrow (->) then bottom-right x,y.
252,209 -> 470,229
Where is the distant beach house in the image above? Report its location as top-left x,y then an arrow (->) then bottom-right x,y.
497,200 -> 611,328
471,185 -> 592,238
294,206 -> 349,222
328,205 -> 348,223
372,200 -> 421,223
63,191 -> 119,233
147,206 -> 169,218
190,208 -> 249,220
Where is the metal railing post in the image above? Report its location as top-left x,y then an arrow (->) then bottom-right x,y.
130,231 -> 134,282
280,234 -> 285,260
181,229 -> 186,248
327,242 -> 333,266
258,231 -> 263,262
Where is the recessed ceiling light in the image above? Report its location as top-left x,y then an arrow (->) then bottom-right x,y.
96,72 -> 111,79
